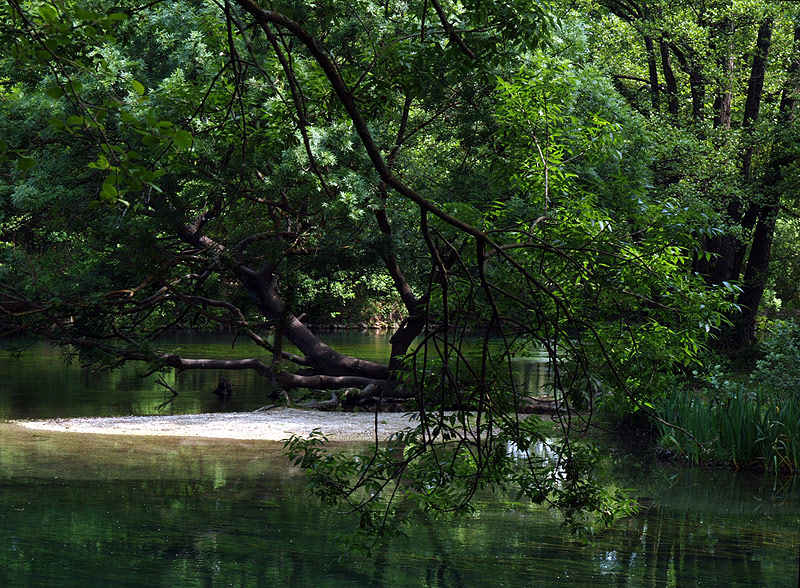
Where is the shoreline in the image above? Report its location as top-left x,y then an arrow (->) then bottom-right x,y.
10,408 -> 419,442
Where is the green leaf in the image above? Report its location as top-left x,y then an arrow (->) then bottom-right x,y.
43,38 -> 60,53
99,185 -> 118,201
108,12 -> 128,21
131,80 -> 145,96
17,157 -> 36,171
172,129 -> 193,149
74,7 -> 96,21
37,5 -> 58,23
45,86 -> 63,99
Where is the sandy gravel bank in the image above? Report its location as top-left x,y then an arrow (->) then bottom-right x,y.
12,408 -> 419,442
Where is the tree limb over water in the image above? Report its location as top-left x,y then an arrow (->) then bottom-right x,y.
0,0 -> 752,549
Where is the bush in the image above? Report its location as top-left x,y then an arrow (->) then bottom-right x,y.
751,319 -> 800,397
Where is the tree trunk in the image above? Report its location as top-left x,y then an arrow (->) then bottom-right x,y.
742,18 -> 773,127
723,17 -> 775,344
778,23 -> 800,121
716,85 -> 733,128
734,205 -> 777,344
174,209 -> 393,384
645,35 -> 660,113
236,265 -> 391,379
670,42 -> 705,120
660,37 -> 679,115
713,18 -> 735,129
742,17 -> 773,181
373,206 -> 428,372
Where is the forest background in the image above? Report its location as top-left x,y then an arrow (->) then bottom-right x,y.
1,0 -> 799,547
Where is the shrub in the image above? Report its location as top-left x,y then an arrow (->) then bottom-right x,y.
751,319 -> 800,397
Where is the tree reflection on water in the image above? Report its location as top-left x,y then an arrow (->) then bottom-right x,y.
0,424 -> 797,587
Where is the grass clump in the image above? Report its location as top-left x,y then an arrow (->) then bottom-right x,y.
658,386 -> 800,472
657,320 -> 800,473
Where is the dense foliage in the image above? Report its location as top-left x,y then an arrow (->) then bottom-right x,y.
573,0 -> 800,346
2,0 -> 794,548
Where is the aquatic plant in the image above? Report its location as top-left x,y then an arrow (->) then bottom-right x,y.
658,386 -> 800,473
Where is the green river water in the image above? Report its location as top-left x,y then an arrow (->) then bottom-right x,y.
1,333 -> 798,587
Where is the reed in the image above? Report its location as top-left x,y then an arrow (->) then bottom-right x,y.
658,386 -> 800,473
760,398 -> 800,473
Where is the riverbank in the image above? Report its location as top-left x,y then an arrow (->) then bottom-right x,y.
11,408 -> 419,442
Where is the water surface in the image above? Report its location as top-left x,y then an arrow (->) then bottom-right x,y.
0,332 -> 395,419
0,333 -> 798,586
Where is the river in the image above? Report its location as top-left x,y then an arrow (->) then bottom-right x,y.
0,332 -> 798,586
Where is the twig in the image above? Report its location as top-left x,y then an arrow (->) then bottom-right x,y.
155,377 -> 179,397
